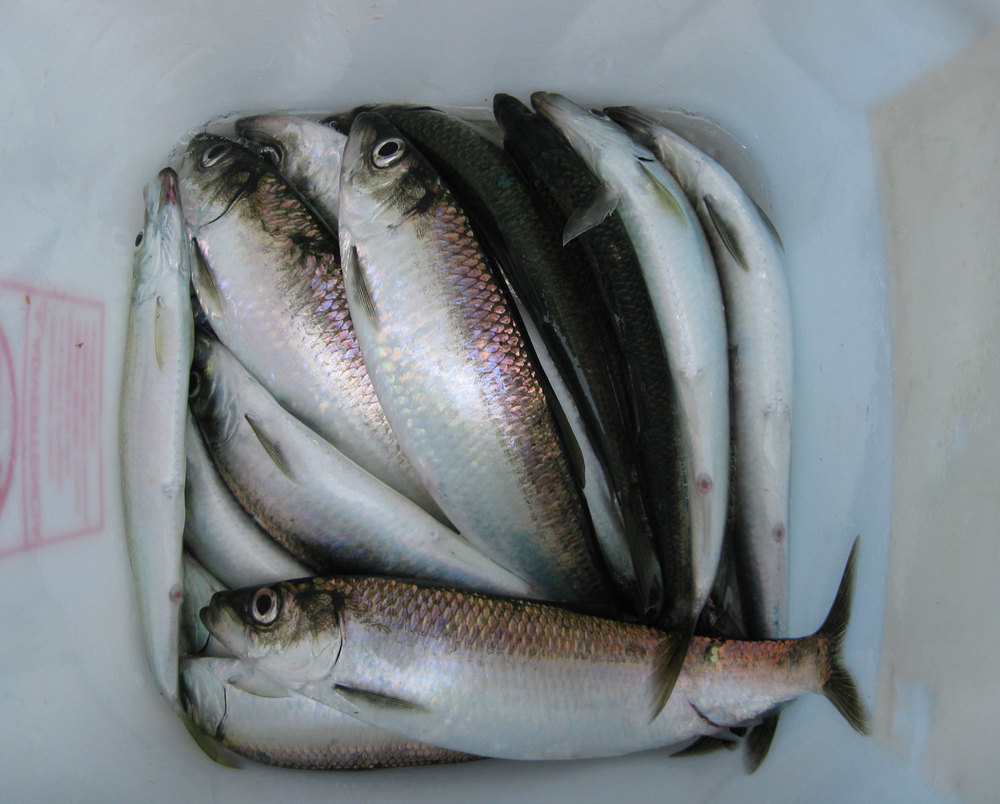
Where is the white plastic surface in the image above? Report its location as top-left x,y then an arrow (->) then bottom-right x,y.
0,1 -> 992,800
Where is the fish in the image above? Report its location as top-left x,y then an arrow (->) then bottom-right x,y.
235,114 -> 347,231
493,92 -> 684,622
337,111 -> 615,608
605,106 -> 793,645
183,412 -> 312,590
200,540 -> 868,762
180,657 -> 479,770
607,106 -> 794,771
175,133 -> 443,521
532,93 -> 730,636
336,102 -> 656,618
119,167 -> 192,706
188,331 -> 539,600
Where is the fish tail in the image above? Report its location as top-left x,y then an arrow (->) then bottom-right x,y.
649,620 -> 694,722
817,538 -> 870,735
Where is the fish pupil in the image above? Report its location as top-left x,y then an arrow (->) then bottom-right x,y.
201,143 -> 229,167
134,231 -> 143,248
255,593 -> 272,616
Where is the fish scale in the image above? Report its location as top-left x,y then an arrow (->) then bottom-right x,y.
339,112 -> 614,606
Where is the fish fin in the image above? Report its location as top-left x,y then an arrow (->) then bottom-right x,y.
179,713 -> 245,769
649,626 -> 692,722
640,162 -> 685,222
346,245 -> 379,331
671,734 -> 741,757
751,197 -> 784,251
153,296 -> 166,370
243,413 -> 295,480
743,711 -> 780,773
817,538 -> 870,735
622,494 -> 664,620
190,238 -> 225,317
702,195 -> 748,271
334,684 -> 427,714
562,184 -> 619,244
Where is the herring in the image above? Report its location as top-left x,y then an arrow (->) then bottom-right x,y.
200,540 -> 869,762
338,111 -> 615,607
532,93 -> 730,635
180,657 -> 478,770
176,133 -> 442,520
119,168 -> 192,706
183,413 -> 311,590
188,331 -> 539,599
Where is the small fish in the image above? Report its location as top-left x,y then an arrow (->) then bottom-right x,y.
606,107 -> 794,770
180,657 -> 479,770
201,540 -> 868,762
235,114 -> 347,231
188,331 -> 539,599
119,167 -> 192,706
184,413 -> 311,590
176,133 -> 442,521
533,93 -> 730,638
338,111 -> 615,607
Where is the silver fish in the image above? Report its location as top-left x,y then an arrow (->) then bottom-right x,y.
532,93 -> 730,629
235,113 -> 347,232
606,107 -> 793,642
188,332 -> 538,599
201,541 -> 868,761
180,657 -> 478,770
119,168 -> 192,706
176,133 -> 441,520
338,111 -> 614,607
183,412 -> 311,590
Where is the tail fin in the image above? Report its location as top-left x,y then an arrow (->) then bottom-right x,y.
818,538 -> 871,735
649,621 -> 694,722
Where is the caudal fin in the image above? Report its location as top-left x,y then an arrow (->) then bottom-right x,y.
818,538 -> 871,735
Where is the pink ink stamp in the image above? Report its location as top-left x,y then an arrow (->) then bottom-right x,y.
0,280 -> 105,557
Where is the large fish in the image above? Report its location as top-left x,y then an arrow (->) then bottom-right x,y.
337,111 -> 615,608
493,93 -> 681,621
532,93 -> 730,635
334,103 -> 656,618
606,107 -> 794,770
201,540 -> 868,762
188,331 -> 537,599
119,168 -> 192,706
235,114 -> 347,232
175,133 -> 441,520
183,413 -> 311,590
180,657 -> 479,770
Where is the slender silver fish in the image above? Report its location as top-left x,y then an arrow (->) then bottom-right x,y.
201,541 -> 868,761
188,332 -> 539,599
606,107 -> 793,642
235,114 -> 347,232
338,111 -> 614,607
120,168 -> 192,706
180,657 -> 478,770
532,93 -> 730,630
176,133 -> 441,520
184,413 -> 312,590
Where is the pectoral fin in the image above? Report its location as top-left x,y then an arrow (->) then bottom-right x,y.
244,413 -> 294,480
563,184 -> 619,244
702,195 -> 748,271
346,245 -> 379,330
334,684 -> 427,714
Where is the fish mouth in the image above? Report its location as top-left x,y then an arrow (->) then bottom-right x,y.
158,168 -> 179,206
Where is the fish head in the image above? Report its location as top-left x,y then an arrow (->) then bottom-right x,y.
200,580 -> 344,689
339,111 -> 434,233
131,168 -> 186,302
236,114 -> 347,201
177,134 -> 265,229
179,656 -> 232,737
187,333 -> 240,449
531,92 -> 649,175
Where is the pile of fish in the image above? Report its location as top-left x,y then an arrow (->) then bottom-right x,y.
120,92 -> 869,774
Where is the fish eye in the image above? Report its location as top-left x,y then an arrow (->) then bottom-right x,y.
372,137 -> 405,168
250,587 -> 280,626
257,144 -> 281,168
134,230 -> 144,248
200,142 -> 230,168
